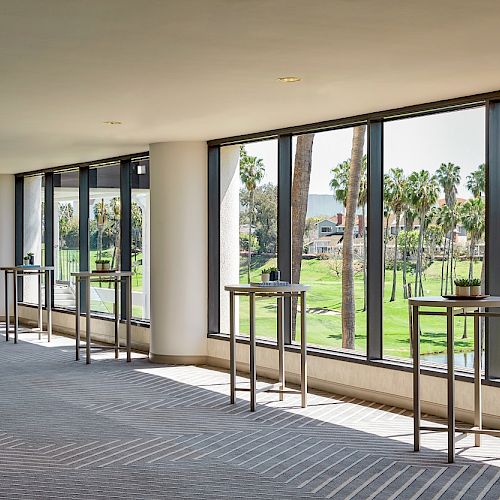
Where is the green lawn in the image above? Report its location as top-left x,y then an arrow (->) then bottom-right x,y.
236,256 -> 479,359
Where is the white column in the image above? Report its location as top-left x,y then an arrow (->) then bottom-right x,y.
220,145 -> 240,334
149,142 -> 207,363
0,175 -> 15,318
23,176 -> 42,304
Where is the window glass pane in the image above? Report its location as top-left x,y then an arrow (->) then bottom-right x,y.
54,170 -> 79,308
131,159 -> 150,320
89,163 -> 120,315
383,107 -> 485,368
291,126 -> 367,353
220,140 -> 278,340
23,175 -> 44,304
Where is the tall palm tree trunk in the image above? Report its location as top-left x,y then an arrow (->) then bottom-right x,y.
468,236 -> 476,279
291,134 -> 314,340
414,211 -> 425,297
342,125 -> 366,350
440,236 -> 447,295
449,230 -> 455,292
247,192 -> 254,283
390,212 -> 401,301
362,206 -> 367,311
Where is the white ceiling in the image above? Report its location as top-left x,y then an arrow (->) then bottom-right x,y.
1,0 -> 500,173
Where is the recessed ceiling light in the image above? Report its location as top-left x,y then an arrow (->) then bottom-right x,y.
278,76 -> 301,83
103,120 -> 122,125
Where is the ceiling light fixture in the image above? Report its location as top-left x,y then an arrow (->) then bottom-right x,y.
103,120 -> 122,125
278,76 -> 301,83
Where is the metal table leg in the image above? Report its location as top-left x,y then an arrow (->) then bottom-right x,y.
75,276 -> 80,361
5,270 -> 9,341
38,272 -> 42,340
114,278 -> 119,359
301,291 -> 307,408
13,270 -> 18,344
126,275 -> 132,362
46,270 -> 52,342
278,295 -> 284,402
447,307 -> 455,463
229,291 -> 236,404
474,312 -> 482,447
249,292 -> 256,412
86,277 -> 91,364
413,305 -> 420,452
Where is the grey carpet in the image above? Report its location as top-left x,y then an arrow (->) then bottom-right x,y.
0,330 -> 499,499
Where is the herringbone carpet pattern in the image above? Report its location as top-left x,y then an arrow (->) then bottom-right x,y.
1,329 -> 500,499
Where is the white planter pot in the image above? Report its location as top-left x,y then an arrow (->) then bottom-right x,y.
96,263 -> 103,271
470,285 -> 481,296
455,285 -> 470,296
261,273 -> 270,282
103,262 -> 111,271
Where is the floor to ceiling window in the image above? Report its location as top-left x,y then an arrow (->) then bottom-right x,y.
89,163 -> 121,316
131,158 -> 150,320
23,174 -> 45,304
382,107 -> 485,367
53,170 -> 79,309
219,140 -> 278,340
291,126 -> 367,353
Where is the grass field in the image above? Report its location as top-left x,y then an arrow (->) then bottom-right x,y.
234,255 -> 480,359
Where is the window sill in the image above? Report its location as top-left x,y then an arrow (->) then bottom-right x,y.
19,302 -> 151,328
207,332 -> 500,388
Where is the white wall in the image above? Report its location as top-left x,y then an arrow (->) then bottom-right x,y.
0,175 -> 15,317
149,142 -> 207,363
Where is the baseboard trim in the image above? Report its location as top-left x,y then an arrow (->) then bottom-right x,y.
149,353 -> 208,365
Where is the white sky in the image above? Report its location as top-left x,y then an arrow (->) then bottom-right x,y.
243,106 -> 485,198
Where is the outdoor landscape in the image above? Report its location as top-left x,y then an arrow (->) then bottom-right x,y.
236,111 -> 485,364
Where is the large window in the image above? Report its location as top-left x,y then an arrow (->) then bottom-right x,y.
54,170 -> 79,308
383,107 -> 485,367
291,126 -> 367,353
18,154 -> 150,324
89,163 -> 121,315
23,175 -> 44,304
220,140 -> 278,340
131,159 -> 150,320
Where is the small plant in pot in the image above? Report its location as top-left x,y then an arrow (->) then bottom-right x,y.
101,259 -> 111,271
23,254 -> 29,265
470,278 -> 482,296
95,259 -> 103,271
268,267 -> 280,282
454,278 -> 470,297
27,252 -> 35,265
261,268 -> 271,282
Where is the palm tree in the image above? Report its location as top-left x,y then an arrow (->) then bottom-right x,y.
460,198 -> 485,279
436,204 -> 455,294
435,162 -> 461,293
466,163 -> 485,199
239,146 -> 265,283
291,134 -> 315,340
385,168 -> 406,301
340,125 -> 366,350
331,156 -> 367,310
402,206 -> 417,298
406,170 -> 439,296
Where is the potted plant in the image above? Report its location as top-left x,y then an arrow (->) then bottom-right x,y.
95,259 -> 103,272
470,278 -> 482,296
27,252 -> 35,265
261,268 -> 270,282
101,259 -> 111,271
23,254 -> 29,265
268,267 -> 280,282
455,278 -> 470,297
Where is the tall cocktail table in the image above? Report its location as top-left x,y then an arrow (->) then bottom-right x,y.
72,271 -> 133,364
410,295 -> 500,463
225,284 -> 309,411
1,266 -> 54,343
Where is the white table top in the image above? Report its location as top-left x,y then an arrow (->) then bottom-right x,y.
1,266 -> 54,271
71,271 -> 133,277
225,284 -> 309,293
409,295 -> 500,308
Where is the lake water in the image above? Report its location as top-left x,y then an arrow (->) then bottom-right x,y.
420,351 -> 484,369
